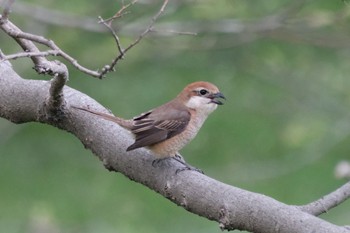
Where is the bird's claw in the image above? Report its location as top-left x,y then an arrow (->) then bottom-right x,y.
152,158 -> 165,167
172,155 -> 204,174
175,166 -> 203,174
174,153 -> 184,161
151,155 -> 204,174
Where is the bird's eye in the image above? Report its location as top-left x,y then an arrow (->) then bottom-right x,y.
199,89 -> 208,96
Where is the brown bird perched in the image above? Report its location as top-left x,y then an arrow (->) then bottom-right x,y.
72,81 -> 225,171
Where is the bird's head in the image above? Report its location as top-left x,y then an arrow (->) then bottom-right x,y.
179,81 -> 226,115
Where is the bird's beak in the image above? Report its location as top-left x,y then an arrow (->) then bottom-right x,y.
209,92 -> 226,105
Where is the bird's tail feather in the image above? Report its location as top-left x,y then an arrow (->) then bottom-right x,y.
71,105 -> 132,129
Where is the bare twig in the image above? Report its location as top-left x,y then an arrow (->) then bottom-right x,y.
97,0 -> 139,60
98,0 -> 169,78
1,0 -> 170,79
0,18 -> 100,77
297,181 -> 350,216
0,17 -> 46,66
103,0 -> 138,24
98,16 -> 125,59
0,50 -> 59,61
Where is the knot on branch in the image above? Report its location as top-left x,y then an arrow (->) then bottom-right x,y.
38,100 -> 67,124
219,206 -> 232,231
34,60 -> 68,77
34,60 -> 69,124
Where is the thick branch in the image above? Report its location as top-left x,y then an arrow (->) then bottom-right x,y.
0,62 -> 349,233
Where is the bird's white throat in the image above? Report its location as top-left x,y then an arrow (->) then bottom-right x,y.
185,96 -> 218,115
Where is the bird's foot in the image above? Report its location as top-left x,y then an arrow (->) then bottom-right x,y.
175,165 -> 204,174
152,158 -> 167,167
151,155 -> 203,174
172,155 -> 204,174
174,153 -> 184,161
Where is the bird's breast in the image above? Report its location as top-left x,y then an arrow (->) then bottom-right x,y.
148,111 -> 208,158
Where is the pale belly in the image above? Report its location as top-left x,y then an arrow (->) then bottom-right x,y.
148,113 -> 206,158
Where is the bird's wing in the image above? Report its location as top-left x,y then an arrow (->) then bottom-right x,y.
126,107 -> 190,151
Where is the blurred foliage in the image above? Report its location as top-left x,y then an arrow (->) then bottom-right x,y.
1,0 -> 350,232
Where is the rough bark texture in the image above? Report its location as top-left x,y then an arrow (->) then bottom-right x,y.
0,61 -> 349,233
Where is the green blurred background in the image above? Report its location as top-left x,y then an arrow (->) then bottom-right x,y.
1,0 -> 350,232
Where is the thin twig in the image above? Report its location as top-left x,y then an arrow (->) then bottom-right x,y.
99,0 -> 169,78
97,1 -> 139,58
0,50 -> 59,62
98,16 -> 124,59
0,17 -> 48,66
1,0 -> 169,79
0,19 -> 101,77
103,0 -> 138,24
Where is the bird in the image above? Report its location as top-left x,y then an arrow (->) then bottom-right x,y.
72,81 -> 225,172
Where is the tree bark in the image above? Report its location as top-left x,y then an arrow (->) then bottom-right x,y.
0,61 -> 349,233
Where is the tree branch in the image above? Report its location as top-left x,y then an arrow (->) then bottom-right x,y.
0,15 -> 69,119
0,62 -> 349,233
0,14 -> 47,67
0,50 -> 59,60
0,16 -> 101,77
0,0 -> 170,79
297,182 -> 350,216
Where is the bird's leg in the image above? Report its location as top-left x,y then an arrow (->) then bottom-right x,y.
173,154 -> 204,174
152,154 -> 185,167
151,154 -> 203,174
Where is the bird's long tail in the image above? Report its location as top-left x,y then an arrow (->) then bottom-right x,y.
71,105 -> 132,129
